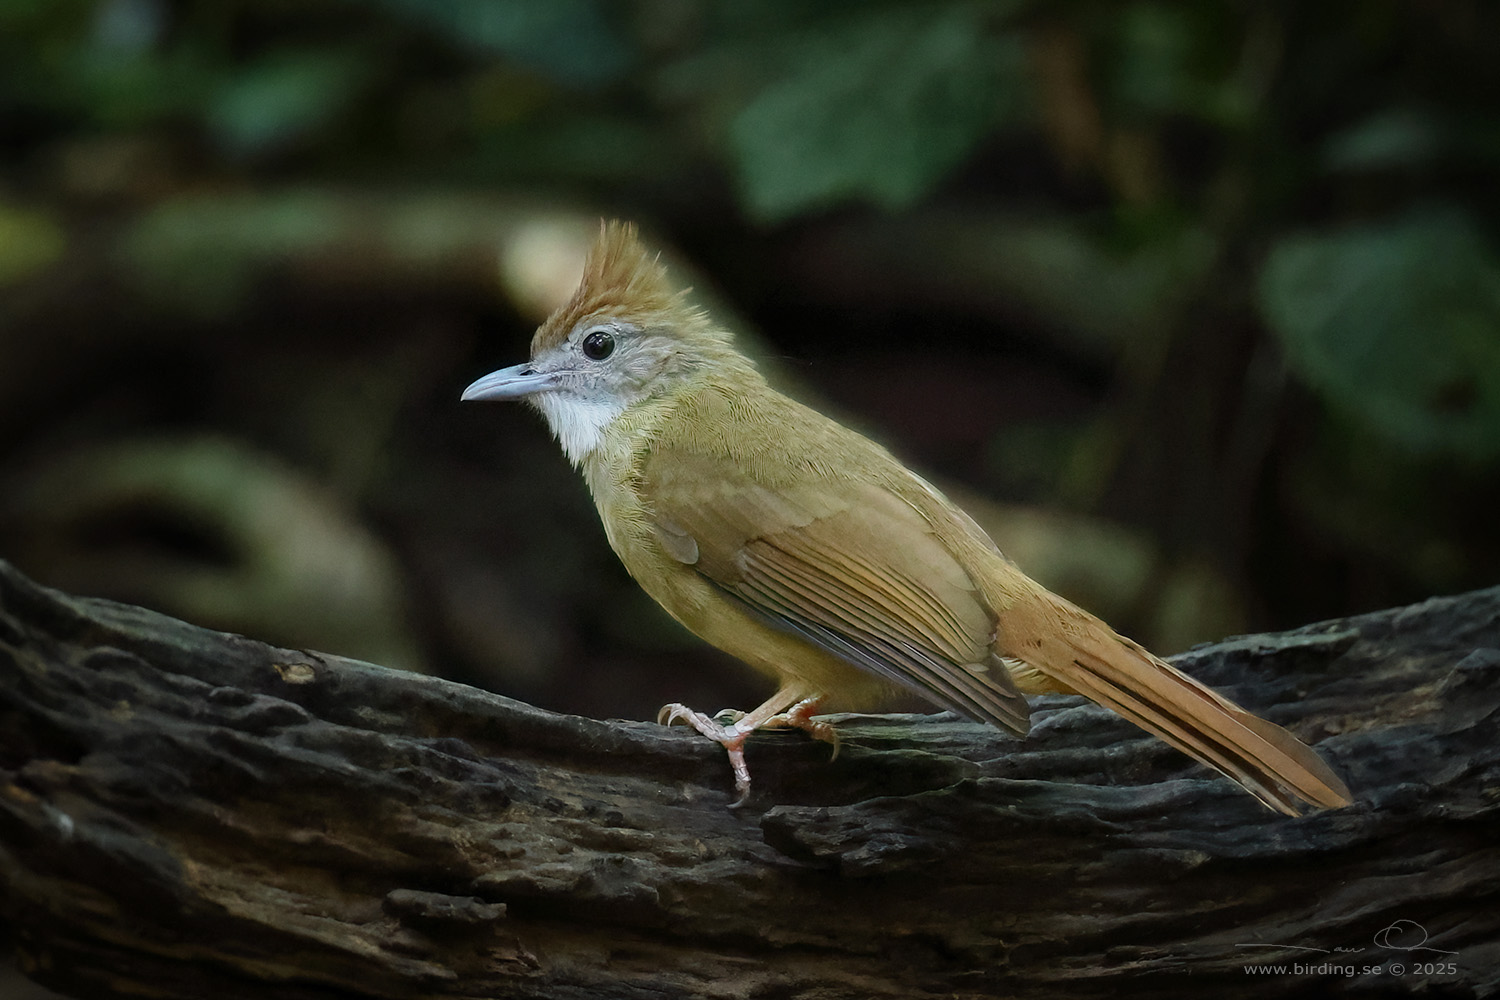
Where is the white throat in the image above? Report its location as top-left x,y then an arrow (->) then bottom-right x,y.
533,391 -> 626,466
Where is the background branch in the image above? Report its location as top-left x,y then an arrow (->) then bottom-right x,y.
0,559 -> 1495,998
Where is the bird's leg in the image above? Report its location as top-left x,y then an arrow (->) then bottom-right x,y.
761,696 -> 840,761
658,684 -> 810,807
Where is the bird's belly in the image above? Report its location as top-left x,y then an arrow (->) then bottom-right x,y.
642,560 -> 896,711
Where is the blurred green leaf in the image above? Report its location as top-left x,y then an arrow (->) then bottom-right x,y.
370,0 -> 628,85
1110,2 -> 1198,116
123,192 -> 352,316
92,0 -> 165,54
0,201 -> 65,286
728,7 -> 1024,221
210,49 -> 368,157
66,42 -> 218,127
1260,208 -> 1500,459
1105,2 -> 1249,126
1323,107 -> 1444,172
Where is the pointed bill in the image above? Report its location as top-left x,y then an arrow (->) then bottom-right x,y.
461,364 -> 556,401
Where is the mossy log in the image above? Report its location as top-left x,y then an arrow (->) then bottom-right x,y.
0,559 -> 1496,998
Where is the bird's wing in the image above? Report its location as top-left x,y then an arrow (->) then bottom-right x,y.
642,448 -> 1029,734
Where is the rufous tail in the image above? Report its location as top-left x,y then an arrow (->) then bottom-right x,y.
1002,595 -> 1353,815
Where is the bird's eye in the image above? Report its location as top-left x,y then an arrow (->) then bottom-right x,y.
581,330 -> 615,361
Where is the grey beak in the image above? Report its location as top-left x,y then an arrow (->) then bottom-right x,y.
461,364 -> 556,401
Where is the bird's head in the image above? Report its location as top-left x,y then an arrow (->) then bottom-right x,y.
462,220 -> 745,465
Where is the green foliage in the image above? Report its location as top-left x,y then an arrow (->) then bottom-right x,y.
123,192 -> 351,315
1103,2 -> 1249,125
0,200 -> 65,286
210,49 -> 369,157
727,6 -> 1026,220
2,0 -> 1498,610
370,0 -> 629,84
1322,107 -> 1446,173
1260,209 -> 1500,460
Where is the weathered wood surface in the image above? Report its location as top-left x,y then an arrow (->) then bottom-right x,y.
0,558 -> 1495,999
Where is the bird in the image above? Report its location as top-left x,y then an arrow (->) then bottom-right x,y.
462,220 -> 1353,815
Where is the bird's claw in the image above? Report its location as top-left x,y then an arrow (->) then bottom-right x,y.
656,695 -> 835,807
764,698 -> 840,761
658,702 -> 753,805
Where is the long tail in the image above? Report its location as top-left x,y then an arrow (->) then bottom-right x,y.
999,593 -> 1353,815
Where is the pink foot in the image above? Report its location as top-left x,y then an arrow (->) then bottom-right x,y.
658,703 -> 754,806
764,697 -> 840,760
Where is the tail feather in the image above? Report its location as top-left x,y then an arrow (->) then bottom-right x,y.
1001,597 -> 1353,815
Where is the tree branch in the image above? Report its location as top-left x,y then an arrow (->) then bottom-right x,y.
1,559 -> 1495,998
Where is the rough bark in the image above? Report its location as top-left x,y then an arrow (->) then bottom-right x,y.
0,559 -> 1495,999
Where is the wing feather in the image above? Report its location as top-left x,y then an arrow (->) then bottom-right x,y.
776,530 -> 976,655
644,448 -> 1028,734
733,536 -> 1025,726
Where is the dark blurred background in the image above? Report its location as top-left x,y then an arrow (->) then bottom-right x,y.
1,0 -> 1498,727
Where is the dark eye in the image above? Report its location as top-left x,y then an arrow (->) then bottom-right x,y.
581,330 -> 615,361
